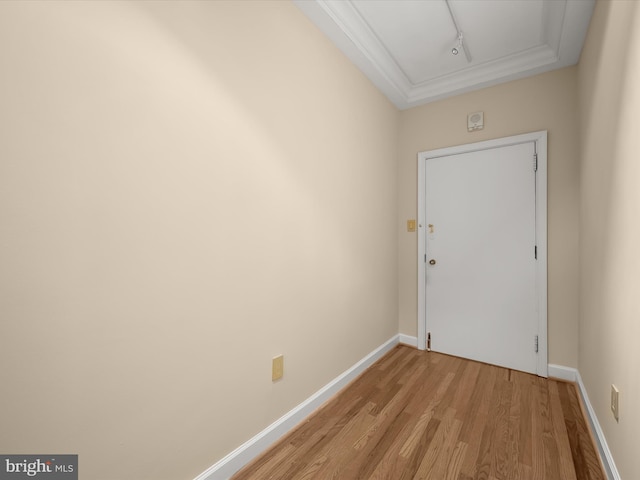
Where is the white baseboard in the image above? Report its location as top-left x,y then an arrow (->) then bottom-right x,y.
548,363 -> 578,382
194,335 -> 400,480
399,334 -> 418,348
575,370 -> 621,480
548,364 -> 620,480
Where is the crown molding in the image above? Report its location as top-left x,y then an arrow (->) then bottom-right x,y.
295,0 -> 595,110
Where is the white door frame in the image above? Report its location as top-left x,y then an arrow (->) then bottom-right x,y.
417,131 -> 548,377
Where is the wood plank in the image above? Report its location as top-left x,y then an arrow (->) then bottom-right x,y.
415,408 -> 463,479
458,363 -> 498,478
558,381 -> 606,480
489,377 -> 512,479
293,401 -> 377,479
445,441 -> 467,480
547,381 -> 578,480
506,371 -> 522,479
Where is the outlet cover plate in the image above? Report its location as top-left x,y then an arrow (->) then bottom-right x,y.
272,355 -> 284,381
611,384 -> 619,422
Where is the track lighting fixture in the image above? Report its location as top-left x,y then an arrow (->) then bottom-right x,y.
445,0 -> 472,63
451,33 -> 463,56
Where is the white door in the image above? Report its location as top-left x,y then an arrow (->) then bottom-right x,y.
422,139 -> 541,374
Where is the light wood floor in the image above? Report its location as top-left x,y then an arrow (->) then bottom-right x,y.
232,345 -> 605,480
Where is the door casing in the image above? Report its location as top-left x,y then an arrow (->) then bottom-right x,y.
417,131 -> 548,377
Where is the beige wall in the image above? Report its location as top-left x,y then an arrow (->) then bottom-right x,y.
398,67 -> 581,368
578,1 -> 640,478
0,1 -> 398,479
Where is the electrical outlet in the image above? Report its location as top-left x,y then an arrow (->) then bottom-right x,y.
272,355 -> 284,381
611,384 -> 619,422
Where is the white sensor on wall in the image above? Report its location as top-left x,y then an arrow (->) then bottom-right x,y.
467,111 -> 484,132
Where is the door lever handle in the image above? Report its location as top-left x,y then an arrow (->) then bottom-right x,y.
429,259 -> 436,265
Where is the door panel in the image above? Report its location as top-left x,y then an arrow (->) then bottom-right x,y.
425,142 -> 537,374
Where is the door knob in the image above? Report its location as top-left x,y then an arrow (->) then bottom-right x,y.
429,259 -> 436,265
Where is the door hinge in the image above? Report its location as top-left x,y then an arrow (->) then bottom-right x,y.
535,335 -> 539,353
427,332 -> 431,351
533,153 -> 538,172
424,254 -> 427,263
535,245 -> 537,259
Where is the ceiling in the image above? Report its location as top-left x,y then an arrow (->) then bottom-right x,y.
294,0 -> 595,109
